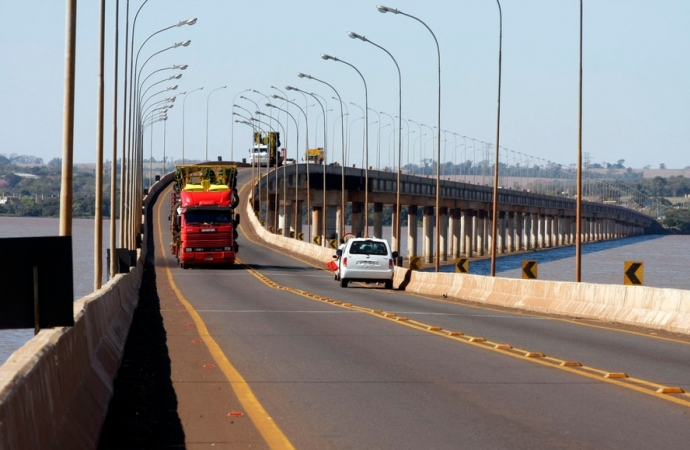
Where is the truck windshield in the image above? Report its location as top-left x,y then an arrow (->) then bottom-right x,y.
185,210 -> 233,225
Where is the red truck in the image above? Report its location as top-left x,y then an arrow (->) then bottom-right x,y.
170,164 -> 240,269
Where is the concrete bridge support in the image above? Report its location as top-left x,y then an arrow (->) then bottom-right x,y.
462,209 -> 473,258
476,211 -> 486,257
351,202 -> 364,237
279,202 -> 292,237
373,203 -> 383,239
391,203 -> 400,253
423,206 -> 435,263
295,201 -> 303,239
407,205 -> 418,258
267,197 -> 276,233
312,207 -> 322,244
440,207 -> 448,261
514,212 -> 523,252
451,208 -> 461,258
498,211 -> 506,254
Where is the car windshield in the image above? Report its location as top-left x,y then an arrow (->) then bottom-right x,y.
349,240 -> 388,256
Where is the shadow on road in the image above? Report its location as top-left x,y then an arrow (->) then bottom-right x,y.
98,196 -> 185,449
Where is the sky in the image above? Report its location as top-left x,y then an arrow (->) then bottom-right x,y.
1,0 -> 689,170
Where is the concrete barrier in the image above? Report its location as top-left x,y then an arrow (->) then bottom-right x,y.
0,173 -> 175,449
0,261 -> 142,449
245,197 -> 690,336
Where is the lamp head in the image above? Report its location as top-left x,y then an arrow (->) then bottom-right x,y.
285,85 -> 298,91
181,40 -> 191,47
185,18 -> 198,25
377,5 -> 399,14
321,53 -> 337,61
348,31 -> 366,42
168,85 -> 178,90
173,64 -> 188,70
172,74 -> 182,79
297,72 -> 310,79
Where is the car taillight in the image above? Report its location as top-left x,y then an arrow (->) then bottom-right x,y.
343,257 -> 347,267
389,259 -> 393,269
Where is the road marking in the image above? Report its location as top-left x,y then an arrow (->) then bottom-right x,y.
233,180 -> 690,408
156,184 -> 295,450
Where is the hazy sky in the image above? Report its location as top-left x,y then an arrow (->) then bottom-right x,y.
1,1 -> 688,170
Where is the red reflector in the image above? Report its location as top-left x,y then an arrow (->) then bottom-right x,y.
343,257 -> 347,267
389,259 -> 393,269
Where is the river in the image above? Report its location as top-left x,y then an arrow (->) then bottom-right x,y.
0,216 -> 114,366
1,217 -> 688,365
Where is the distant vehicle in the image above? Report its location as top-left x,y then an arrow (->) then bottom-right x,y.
250,131 -> 283,167
305,147 -> 324,164
334,237 -> 398,289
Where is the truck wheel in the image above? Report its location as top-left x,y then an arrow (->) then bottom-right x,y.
340,278 -> 348,288
385,280 -> 393,290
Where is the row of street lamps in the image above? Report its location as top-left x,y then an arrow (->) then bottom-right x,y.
57,1 -> 584,289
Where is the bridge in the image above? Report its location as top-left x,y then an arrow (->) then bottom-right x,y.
254,164 -> 659,262
2,167 -> 689,449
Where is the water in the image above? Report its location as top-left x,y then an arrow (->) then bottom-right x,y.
0,217 -> 114,365
384,227 -> 689,289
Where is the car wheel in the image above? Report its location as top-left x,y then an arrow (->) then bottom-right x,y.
180,263 -> 187,269
340,278 -> 348,288
385,280 -> 393,290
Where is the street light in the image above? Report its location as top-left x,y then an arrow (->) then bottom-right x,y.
267,102 -> 301,238
378,4 -> 442,271
182,87 -> 204,164
349,31 -> 404,251
298,72 -> 347,241
488,0 -> 504,277
206,85 -> 227,161
322,53 -> 370,237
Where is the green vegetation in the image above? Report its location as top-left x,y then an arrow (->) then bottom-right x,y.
3,153 -> 690,233
0,157 -> 118,218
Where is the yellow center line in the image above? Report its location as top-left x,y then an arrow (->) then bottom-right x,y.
232,180 -> 690,408
155,184 -> 295,450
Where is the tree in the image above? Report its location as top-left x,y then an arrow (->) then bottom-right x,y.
5,173 -> 22,188
663,208 -> 690,234
659,163 -> 667,170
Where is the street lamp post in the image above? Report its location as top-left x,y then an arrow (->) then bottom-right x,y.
230,88 -> 250,161
206,85 -> 227,161
349,31 -> 404,252
286,85 -> 329,245
378,4 -> 442,271
267,103 -> 301,238
182,87 -> 204,164
322,53 -> 370,237
490,0 -> 504,277
298,73 -> 347,241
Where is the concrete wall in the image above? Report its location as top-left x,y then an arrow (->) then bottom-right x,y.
0,173 -> 173,449
247,198 -> 690,336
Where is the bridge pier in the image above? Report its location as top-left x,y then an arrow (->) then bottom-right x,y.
407,205 -> 418,258
423,206 -> 434,263
352,202 -> 364,237
514,212 -> 523,251
391,203 -> 400,253
267,196 -> 276,233
462,209 -> 473,258
312,207 -> 322,244
373,203 -> 383,239
278,201 -> 291,237
439,207 -> 448,261
476,211 -> 486,257
450,208 -> 461,259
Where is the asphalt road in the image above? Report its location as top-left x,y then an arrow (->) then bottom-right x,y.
143,167 -> 690,449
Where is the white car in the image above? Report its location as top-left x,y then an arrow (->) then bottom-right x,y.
334,238 -> 398,289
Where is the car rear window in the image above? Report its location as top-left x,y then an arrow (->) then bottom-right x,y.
349,241 -> 388,256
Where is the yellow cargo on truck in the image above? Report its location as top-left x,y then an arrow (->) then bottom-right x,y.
306,147 -> 324,164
